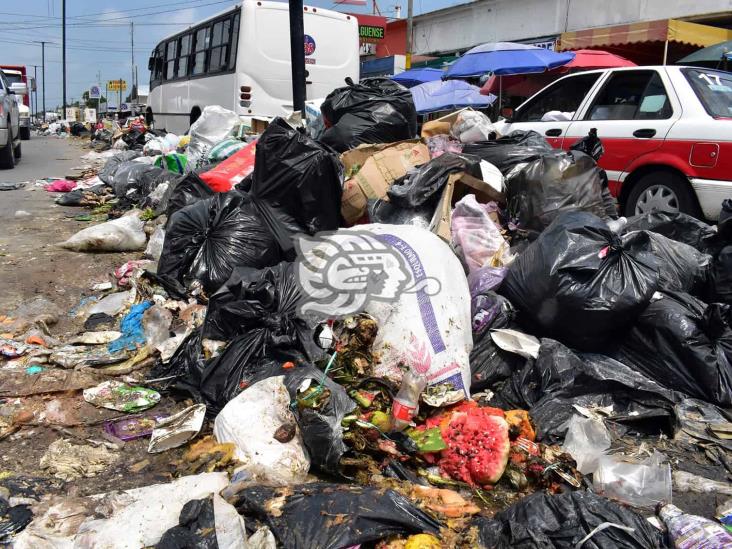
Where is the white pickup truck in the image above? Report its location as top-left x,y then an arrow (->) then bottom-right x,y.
1,69 -> 30,141
0,70 -> 22,169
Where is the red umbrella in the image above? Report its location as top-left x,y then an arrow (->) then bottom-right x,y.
559,49 -> 636,71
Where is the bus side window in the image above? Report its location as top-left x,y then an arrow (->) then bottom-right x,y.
192,27 -> 210,76
165,40 -> 177,80
228,12 -> 240,71
177,34 -> 192,78
209,18 -> 231,73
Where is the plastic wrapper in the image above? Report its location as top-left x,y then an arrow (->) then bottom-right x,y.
594,451 -> 672,509
387,152 -> 481,209
426,135 -> 463,158
450,110 -> 498,143
157,192 -> 298,294
186,105 -> 240,168
561,415 -> 612,474
614,290 -> 732,407
154,153 -> 188,175
227,482 -> 441,549
59,212 -> 147,252
462,130 -> 552,176
319,77 -> 418,152
500,211 -> 660,351
493,339 -> 677,442
475,490 -> 667,549
623,210 -> 722,255
250,117 -> 342,234
451,194 -> 511,272
148,404 -> 206,453
213,376 -> 309,485
505,150 -> 607,232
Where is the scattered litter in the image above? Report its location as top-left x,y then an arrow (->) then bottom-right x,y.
40,439 -> 119,481
148,404 -> 206,453
83,380 -> 160,412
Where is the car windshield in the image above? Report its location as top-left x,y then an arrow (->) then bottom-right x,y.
684,68 -> 732,117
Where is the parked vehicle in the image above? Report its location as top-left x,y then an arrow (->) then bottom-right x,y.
0,70 -> 22,169
1,67 -> 31,140
146,0 -> 359,134
496,66 -> 732,220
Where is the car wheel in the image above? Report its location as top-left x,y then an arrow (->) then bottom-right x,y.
0,130 -> 15,169
624,171 -> 699,218
13,140 -> 21,160
19,127 -> 30,140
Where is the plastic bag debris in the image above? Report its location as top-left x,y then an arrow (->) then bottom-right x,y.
83,380 -> 160,412
40,439 -> 119,481
59,211 -> 147,252
144,226 -> 165,261
142,305 -> 173,350
186,105 -> 241,168
154,152 -> 188,174
451,194 -> 511,273
85,289 -> 135,318
463,130 -> 553,175
674,398 -> 732,452
475,490 -> 667,548
320,77 -> 418,152
490,329 -> 540,359
614,291 -> 732,407
155,494 -> 247,549
148,404 -> 206,453
251,117 -> 343,234
104,413 -> 168,441
450,109 -> 498,143
1,296 -> 62,334
227,482 -> 442,549
201,140 -> 256,192
673,470 -> 732,497
111,163 -> 165,197
213,376 -> 310,485
108,301 -> 153,353
158,191 -> 297,294
500,211 -> 659,351
0,498 -> 32,542
593,451 -> 672,509
708,244 -> 732,304
561,415 -> 612,474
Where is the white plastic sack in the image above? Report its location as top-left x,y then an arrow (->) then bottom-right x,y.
60,211 -> 147,252
451,110 -> 498,143
188,105 -> 241,168
214,375 -> 310,485
299,224 -> 472,406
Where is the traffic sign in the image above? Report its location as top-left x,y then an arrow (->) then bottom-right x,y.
108,79 -> 127,92
89,84 -> 101,99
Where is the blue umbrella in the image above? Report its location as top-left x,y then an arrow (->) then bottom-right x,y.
410,79 -> 496,114
444,42 -> 575,78
391,67 -> 444,88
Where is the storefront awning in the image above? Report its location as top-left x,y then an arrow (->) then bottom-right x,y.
560,19 -> 732,51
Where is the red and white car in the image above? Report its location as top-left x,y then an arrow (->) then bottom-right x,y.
496,65 -> 732,220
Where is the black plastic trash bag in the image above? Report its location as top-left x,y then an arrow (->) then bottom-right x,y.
718,199 -> 732,241
708,245 -> 732,304
367,198 -> 434,228
492,339 -> 677,441
500,211 -> 660,351
0,497 -> 32,542
55,188 -> 84,206
228,483 -> 442,549
569,128 -> 618,219
156,496 -> 217,549
157,191 -> 297,294
112,163 -> 166,198
614,291 -> 732,407
162,171 -> 214,220
284,366 -> 357,475
462,130 -> 552,175
250,117 -> 342,234
623,230 -> 711,295
387,152 -> 482,209
99,151 -> 141,184
475,490 -> 668,549
505,150 -> 607,232
623,211 -> 721,255
319,77 -> 418,153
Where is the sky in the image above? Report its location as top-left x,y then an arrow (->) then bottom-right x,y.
1,0 -> 465,110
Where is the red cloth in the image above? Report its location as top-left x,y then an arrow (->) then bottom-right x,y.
44,179 -> 77,192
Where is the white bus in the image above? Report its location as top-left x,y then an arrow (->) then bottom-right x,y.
146,0 -> 359,134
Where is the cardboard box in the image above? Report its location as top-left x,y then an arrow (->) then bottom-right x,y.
341,140 -> 430,225
430,172 -> 505,242
420,108 -> 471,138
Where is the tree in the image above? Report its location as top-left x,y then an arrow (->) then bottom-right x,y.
82,90 -> 106,108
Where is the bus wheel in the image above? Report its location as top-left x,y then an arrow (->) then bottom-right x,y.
190,107 -> 201,127
145,108 -> 154,126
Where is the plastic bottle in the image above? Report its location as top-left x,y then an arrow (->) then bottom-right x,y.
658,503 -> 732,548
390,368 -> 428,432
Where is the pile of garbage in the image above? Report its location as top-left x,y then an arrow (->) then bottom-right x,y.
3,78 -> 732,548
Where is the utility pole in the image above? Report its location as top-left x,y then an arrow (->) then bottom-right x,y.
62,0 -> 67,110
288,0 -> 306,115
33,42 -> 48,122
30,65 -> 39,122
406,0 -> 413,69
130,22 -> 135,105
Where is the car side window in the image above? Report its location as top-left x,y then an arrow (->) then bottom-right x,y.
585,71 -> 672,121
513,73 -> 600,123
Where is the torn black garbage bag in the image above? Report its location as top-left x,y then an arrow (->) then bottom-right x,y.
613,291 -> 732,407
499,211 -> 660,351
157,191 -> 299,294
623,211 -> 722,255
387,152 -> 482,209
228,483 -> 441,549
284,365 -> 356,475
491,339 -> 677,442
319,77 -> 418,153
462,130 -> 552,176
622,230 -> 711,295
250,117 -> 342,234
504,149 -> 607,232
475,490 -> 667,549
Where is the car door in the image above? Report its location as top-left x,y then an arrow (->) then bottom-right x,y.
503,72 -> 602,148
0,73 -> 17,136
564,69 -> 681,184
